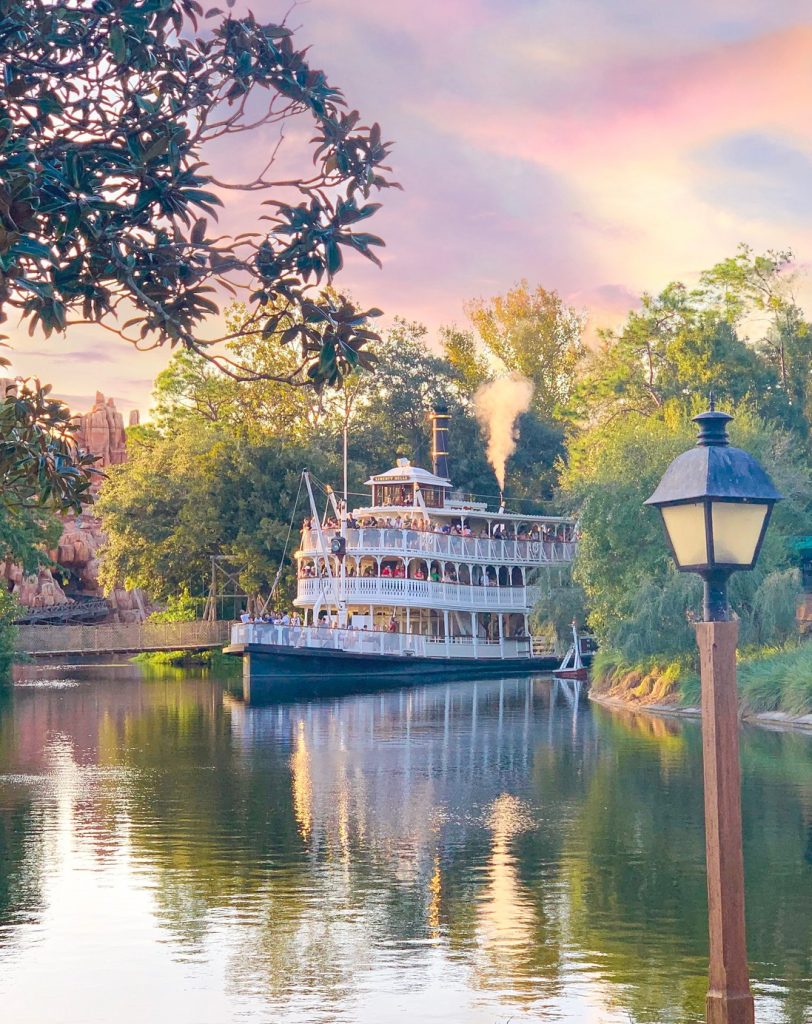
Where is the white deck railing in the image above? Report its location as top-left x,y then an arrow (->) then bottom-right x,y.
298,528 -> 575,566
230,623 -> 545,661
296,576 -> 539,611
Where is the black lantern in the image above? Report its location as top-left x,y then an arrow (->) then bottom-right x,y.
644,407 -> 782,621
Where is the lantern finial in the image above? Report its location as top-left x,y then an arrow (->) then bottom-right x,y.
693,407 -> 732,448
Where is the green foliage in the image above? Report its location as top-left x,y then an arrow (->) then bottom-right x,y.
148,589 -> 199,623
466,280 -> 584,417
0,377 -> 95,573
573,280 -> 791,426
0,589 -> 19,681
744,569 -> 802,648
679,642 -> 812,717
563,404 -> 812,661
589,647 -> 698,703
132,648 -> 219,666
531,566 -> 587,646
0,378 -> 95,515
0,0 -> 397,386
96,418 -> 335,603
439,324 -> 491,393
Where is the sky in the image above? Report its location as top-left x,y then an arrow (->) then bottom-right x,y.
7,0 -> 812,416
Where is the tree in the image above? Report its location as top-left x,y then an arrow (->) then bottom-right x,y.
96,419 -> 336,603
0,0 -> 397,387
699,244 -> 796,324
574,282 -> 787,425
352,319 -> 462,469
151,349 -> 240,429
439,324 -> 491,395
466,281 -> 584,417
559,405 -> 812,659
0,378 -> 95,568
0,376 -> 96,681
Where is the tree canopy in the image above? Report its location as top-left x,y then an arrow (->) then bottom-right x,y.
550,246 -> 812,669
466,280 -> 584,417
0,0 -> 397,386
0,378 -> 95,569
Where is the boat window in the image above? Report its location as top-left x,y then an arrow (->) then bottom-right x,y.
375,483 -> 413,506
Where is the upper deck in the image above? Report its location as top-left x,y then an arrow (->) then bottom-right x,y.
298,525 -> 575,567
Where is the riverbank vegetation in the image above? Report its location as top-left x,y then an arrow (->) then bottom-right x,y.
131,649 -> 239,671
554,246 -> 812,714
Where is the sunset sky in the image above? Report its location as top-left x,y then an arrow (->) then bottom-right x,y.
8,0 -> 812,415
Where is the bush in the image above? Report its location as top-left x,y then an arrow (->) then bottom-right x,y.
148,589 -> 199,623
0,590 -> 19,682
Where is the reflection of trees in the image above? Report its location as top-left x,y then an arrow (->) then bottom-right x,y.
0,797 -> 44,944
557,708 -> 812,1024
0,692 -> 46,943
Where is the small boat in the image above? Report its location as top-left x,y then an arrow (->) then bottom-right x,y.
553,622 -> 589,681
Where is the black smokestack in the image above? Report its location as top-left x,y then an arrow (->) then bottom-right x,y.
431,404 -> 450,480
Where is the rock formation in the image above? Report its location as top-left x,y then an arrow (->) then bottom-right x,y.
2,391 -> 149,622
76,391 -> 128,468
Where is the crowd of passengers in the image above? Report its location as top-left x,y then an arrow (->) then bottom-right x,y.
299,562 -> 510,585
304,515 -> 574,543
239,609 -> 301,625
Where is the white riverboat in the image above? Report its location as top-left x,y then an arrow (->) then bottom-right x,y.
227,407 -> 579,682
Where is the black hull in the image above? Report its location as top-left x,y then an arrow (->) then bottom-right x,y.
224,643 -> 594,703
226,641 -> 564,689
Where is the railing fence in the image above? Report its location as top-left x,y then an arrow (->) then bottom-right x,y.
16,620 -> 232,656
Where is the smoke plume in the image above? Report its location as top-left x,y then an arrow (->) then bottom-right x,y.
474,373 -> 534,491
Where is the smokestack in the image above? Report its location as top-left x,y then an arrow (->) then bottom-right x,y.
431,404 -> 450,480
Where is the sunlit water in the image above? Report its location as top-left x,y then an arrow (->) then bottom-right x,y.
0,665 -> 810,1024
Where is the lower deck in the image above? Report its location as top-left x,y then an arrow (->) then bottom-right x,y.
229,622 -> 545,662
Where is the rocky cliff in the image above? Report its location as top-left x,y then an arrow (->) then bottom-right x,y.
3,392 -> 149,622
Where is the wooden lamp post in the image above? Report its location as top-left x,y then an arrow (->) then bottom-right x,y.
645,404 -> 782,1024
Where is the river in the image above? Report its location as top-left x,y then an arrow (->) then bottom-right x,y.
0,664 -> 810,1024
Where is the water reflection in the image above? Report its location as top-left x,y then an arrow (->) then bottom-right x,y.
0,665 -> 809,1024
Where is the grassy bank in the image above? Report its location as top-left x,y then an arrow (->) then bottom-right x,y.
591,642 -> 812,717
131,649 -> 238,671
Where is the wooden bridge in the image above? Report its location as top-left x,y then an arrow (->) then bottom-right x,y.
15,620 -> 232,658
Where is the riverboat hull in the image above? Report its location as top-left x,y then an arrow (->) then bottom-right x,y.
225,640 -> 567,681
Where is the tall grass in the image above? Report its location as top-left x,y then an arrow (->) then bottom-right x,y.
591,647 -> 698,704
594,641 -> 812,717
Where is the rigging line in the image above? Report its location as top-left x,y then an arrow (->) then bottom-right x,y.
265,471 -> 305,609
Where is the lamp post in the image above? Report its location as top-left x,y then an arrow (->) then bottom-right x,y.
645,406 -> 782,1024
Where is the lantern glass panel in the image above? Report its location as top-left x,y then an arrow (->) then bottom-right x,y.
711,501 -> 769,566
660,502 -> 708,568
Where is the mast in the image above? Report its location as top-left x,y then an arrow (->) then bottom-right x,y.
303,471 -> 342,623
323,483 -> 348,627
343,422 -> 348,507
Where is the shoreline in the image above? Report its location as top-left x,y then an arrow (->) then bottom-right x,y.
590,692 -> 812,735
